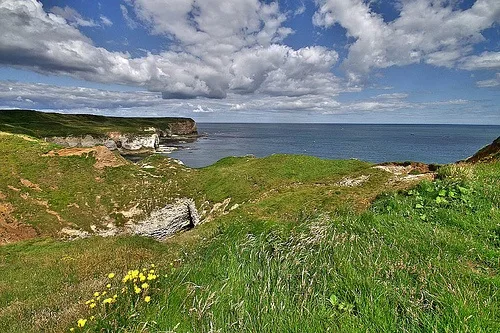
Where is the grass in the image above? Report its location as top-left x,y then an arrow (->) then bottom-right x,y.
0,109 -> 195,137
0,131 -> 498,332
0,132 -> 195,235
69,160 -> 498,332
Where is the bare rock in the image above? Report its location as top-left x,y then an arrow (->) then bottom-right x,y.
126,198 -> 200,240
336,175 -> 370,187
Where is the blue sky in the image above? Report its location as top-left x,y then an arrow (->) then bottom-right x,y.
0,0 -> 499,123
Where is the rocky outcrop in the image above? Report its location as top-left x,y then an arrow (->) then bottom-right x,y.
464,136 -> 500,163
61,198 -> 201,241
46,133 -> 161,154
165,119 -> 198,136
127,198 -> 200,240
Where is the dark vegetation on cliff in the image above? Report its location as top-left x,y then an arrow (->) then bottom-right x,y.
0,129 -> 498,332
465,136 -> 500,163
0,109 -> 197,137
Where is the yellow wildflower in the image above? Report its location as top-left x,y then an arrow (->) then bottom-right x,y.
113,294 -> 118,299
106,283 -> 111,288
90,315 -> 95,320
108,273 -> 115,279
139,273 -> 146,282
77,318 -> 87,328
149,269 -> 155,274
70,328 -> 74,332
141,282 -> 149,289
144,296 -> 151,303
89,303 -> 96,309
93,292 -> 100,297
151,264 -> 155,268
85,299 -> 94,305
134,285 -> 141,294
102,297 -> 113,304
147,274 -> 157,281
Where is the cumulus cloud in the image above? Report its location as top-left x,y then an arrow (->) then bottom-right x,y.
313,0 -> 500,82
0,0 -> 341,101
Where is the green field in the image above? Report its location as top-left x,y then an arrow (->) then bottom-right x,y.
0,131 -> 498,332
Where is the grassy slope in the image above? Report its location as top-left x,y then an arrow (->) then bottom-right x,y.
0,109 -> 193,137
0,133 -> 498,332
0,132 -> 193,236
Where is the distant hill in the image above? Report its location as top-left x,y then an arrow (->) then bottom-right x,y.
0,109 -> 197,138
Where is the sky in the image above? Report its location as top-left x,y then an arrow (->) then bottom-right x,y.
0,0 -> 499,124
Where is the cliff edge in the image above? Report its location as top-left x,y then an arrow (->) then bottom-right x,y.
464,136 -> 500,163
0,109 -> 197,153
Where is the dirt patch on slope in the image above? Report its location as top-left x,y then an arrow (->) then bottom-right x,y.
43,146 -> 128,169
0,202 -> 37,245
20,178 -> 42,192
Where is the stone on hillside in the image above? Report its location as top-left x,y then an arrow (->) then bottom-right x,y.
126,198 -> 200,240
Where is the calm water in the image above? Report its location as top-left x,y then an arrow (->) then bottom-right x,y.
166,123 -> 500,168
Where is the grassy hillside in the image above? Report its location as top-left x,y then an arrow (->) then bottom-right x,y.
0,132 -> 193,240
0,132 -> 498,332
0,109 -> 195,137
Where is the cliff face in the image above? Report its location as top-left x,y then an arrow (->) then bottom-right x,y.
0,109 -> 198,153
166,119 -> 198,136
46,133 -> 161,154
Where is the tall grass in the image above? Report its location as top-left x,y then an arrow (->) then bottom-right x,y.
79,162 -> 500,332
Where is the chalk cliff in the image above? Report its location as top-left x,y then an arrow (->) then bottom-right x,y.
0,109 -> 198,153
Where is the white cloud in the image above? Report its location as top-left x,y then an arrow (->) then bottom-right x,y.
0,0 -> 342,102
49,5 -> 98,27
294,3 -> 306,16
460,51 -> 500,70
372,93 -> 409,100
313,0 -> 500,82
193,105 -> 215,113
476,73 -> 500,87
120,4 -> 138,29
0,81 -> 481,122
100,15 -> 113,27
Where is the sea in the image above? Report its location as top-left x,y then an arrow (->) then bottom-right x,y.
164,123 -> 500,168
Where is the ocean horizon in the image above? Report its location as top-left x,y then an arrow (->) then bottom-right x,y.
166,123 -> 500,168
